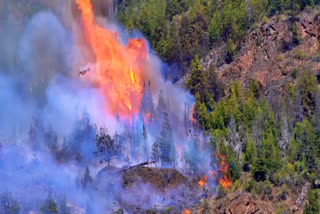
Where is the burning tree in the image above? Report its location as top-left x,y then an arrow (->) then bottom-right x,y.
140,81 -> 155,123
95,127 -> 120,166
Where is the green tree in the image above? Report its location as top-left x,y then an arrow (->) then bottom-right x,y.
138,0 -> 168,58
244,134 -> 256,166
186,55 -> 206,98
225,38 -> 236,63
304,190 -> 320,214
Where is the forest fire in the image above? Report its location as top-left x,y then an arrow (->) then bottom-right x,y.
198,175 -> 208,187
217,153 -> 232,188
76,0 -> 147,121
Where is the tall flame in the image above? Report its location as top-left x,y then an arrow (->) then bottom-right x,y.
76,0 -> 147,120
217,153 -> 232,188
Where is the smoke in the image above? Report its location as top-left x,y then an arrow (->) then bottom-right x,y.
0,0 -> 217,213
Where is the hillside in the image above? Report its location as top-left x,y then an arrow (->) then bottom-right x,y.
1,0 -> 320,213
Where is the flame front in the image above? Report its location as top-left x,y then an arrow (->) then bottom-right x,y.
198,175 -> 208,187
76,0 -> 147,120
217,153 -> 232,188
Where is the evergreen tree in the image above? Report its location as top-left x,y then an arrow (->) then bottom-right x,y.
0,192 -> 20,214
158,112 -> 175,167
40,194 -> 58,214
151,140 -> 160,163
95,127 -> 119,166
304,190 -> 320,214
59,195 -> 70,214
186,55 -> 206,99
81,166 -> 93,188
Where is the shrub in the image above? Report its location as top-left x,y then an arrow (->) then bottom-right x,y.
276,205 -> 290,214
295,49 -> 306,60
262,16 -> 269,24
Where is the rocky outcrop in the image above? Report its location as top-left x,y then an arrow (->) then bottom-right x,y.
203,9 -> 320,100
196,192 -> 274,214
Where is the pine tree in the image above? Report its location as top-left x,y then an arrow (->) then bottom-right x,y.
81,166 -> 93,188
59,195 -> 70,214
151,141 -> 160,165
158,112 -> 175,167
142,125 -> 149,161
40,193 -> 58,214
0,192 -> 20,214
186,55 -> 206,99
304,190 -> 320,214
95,127 -> 119,166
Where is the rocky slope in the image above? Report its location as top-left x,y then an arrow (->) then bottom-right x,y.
202,9 -> 320,101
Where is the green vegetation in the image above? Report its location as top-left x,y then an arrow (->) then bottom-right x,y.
186,57 -> 320,192
304,190 -> 320,214
118,0 -> 319,77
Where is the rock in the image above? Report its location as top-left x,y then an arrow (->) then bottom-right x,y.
313,179 -> 320,189
292,182 -> 310,212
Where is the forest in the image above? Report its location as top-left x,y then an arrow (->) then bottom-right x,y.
1,0 -> 320,213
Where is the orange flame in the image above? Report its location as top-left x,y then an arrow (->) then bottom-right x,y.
143,112 -> 152,123
182,209 -> 192,214
190,104 -> 197,124
76,0 -> 147,121
219,175 -> 232,188
217,153 -> 232,188
198,175 -> 208,187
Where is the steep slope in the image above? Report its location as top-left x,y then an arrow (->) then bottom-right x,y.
202,9 -> 320,100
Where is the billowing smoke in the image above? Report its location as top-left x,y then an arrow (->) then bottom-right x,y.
0,0 -> 217,213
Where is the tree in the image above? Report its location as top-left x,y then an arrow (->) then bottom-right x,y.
209,12 -> 222,45
158,112 -> 175,167
59,195 -> 70,214
0,192 -> 20,214
304,190 -> 320,214
81,166 -> 93,188
138,0 -> 168,58
142,125 -> 149,161
40,194 -> 58,214
179,14 -> 194,66
183,136 -> 204,173
225,38 -> 235,64
186,55 -> 206,98
95,127 -> 119,166
156,90 -> 168,120
244,134 -> 256,166
151,141 -> 160,164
